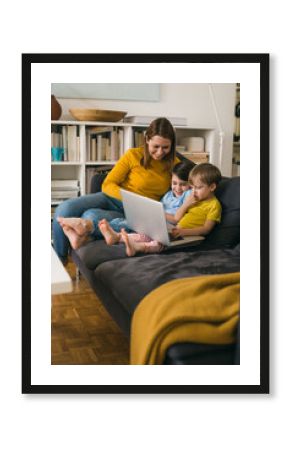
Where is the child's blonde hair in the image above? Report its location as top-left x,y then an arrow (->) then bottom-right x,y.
188,163 -> 222,187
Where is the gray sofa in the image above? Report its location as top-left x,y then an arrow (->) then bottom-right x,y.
72,176 -> 240,365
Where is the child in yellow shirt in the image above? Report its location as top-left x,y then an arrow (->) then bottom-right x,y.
171,162 -> 222,238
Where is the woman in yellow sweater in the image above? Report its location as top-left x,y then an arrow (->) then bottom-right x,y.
54,117 -> 179,261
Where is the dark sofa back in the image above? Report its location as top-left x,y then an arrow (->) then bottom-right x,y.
204,176 -> 240,248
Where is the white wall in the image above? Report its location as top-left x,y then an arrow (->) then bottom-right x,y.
56,83 -> 236,176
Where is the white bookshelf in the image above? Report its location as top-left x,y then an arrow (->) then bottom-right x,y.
51,120 -> 216,200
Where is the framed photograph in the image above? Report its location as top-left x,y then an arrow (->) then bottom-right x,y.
22,53 -> 269,394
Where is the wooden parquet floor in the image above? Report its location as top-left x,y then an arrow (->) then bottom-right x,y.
51,258 -> 130,365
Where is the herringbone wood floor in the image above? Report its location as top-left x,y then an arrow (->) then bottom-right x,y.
51,258 -> 130,365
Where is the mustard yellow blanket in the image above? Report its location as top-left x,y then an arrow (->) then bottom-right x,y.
130,272 -> 240,365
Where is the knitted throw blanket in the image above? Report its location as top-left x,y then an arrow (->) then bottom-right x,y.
130,272 -> 240,365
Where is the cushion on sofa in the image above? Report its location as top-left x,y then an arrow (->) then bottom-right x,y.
93,246 -> 240,317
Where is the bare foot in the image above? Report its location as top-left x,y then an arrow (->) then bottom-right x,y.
57,217 -> 93,236
62,225 -> 90,250
98,219 -> 120,245
121,229 -> 145,257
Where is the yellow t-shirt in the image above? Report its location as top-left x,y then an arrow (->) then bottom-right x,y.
178,196 -> 222,229
102,147 -> 179,201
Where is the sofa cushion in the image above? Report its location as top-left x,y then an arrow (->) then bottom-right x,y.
93,246 -> 240,316
75,239 -> 137,270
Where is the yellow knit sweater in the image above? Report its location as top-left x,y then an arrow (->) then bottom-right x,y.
102,147 -> 179,201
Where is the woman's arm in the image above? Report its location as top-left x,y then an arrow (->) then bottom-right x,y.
171,219 -> 217,237
102,153 -> 131,200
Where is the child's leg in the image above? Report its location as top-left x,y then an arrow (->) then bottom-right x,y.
120,230 -> 163,257
120,230 -> 145,256
98,218 -> 121,245
119,232 -> 152,243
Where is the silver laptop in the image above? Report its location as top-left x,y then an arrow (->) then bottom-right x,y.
120,189 -> 205,247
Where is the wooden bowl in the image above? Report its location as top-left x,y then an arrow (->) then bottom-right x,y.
69,108 -> 127,122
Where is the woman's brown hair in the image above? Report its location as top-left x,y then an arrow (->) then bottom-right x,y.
141,117 -> 176,169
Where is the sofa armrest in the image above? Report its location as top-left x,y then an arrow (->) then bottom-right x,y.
90,171 -> 111,193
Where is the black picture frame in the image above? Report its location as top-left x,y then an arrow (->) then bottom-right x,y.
22,53 -> 269,394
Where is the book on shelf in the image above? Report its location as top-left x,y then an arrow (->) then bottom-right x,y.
51,179 -> 79,186
103,136 -> 111,161
51,179 -> 80,201
134,129 -> 145,147
62,126 -> 68,161
51,179 -> 79,190
51,124 -> 63,148
67,125 -> 78,161
124,116 -> 187,126
91,137 -> 97,161
51,190 -> 79,198
97,134 -> 103,160
110,130 -> 119,161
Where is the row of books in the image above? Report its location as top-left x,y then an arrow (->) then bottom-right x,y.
51,179 -> 80,203
86,126 -> 124,162
51,125 -> 80,161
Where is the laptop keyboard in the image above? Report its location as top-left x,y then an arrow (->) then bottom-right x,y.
168,233 -> 184,242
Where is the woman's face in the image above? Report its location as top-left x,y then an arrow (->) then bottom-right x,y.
147,135 -> 172,160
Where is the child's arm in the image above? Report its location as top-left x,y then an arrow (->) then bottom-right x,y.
173,191 -> 198,223
171,219 -> 217,237
165,213 -> 178,224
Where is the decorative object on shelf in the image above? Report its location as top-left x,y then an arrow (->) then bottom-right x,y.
69,108 -> 127,122
51,95 -> 62,120
51,147 -> 64,161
